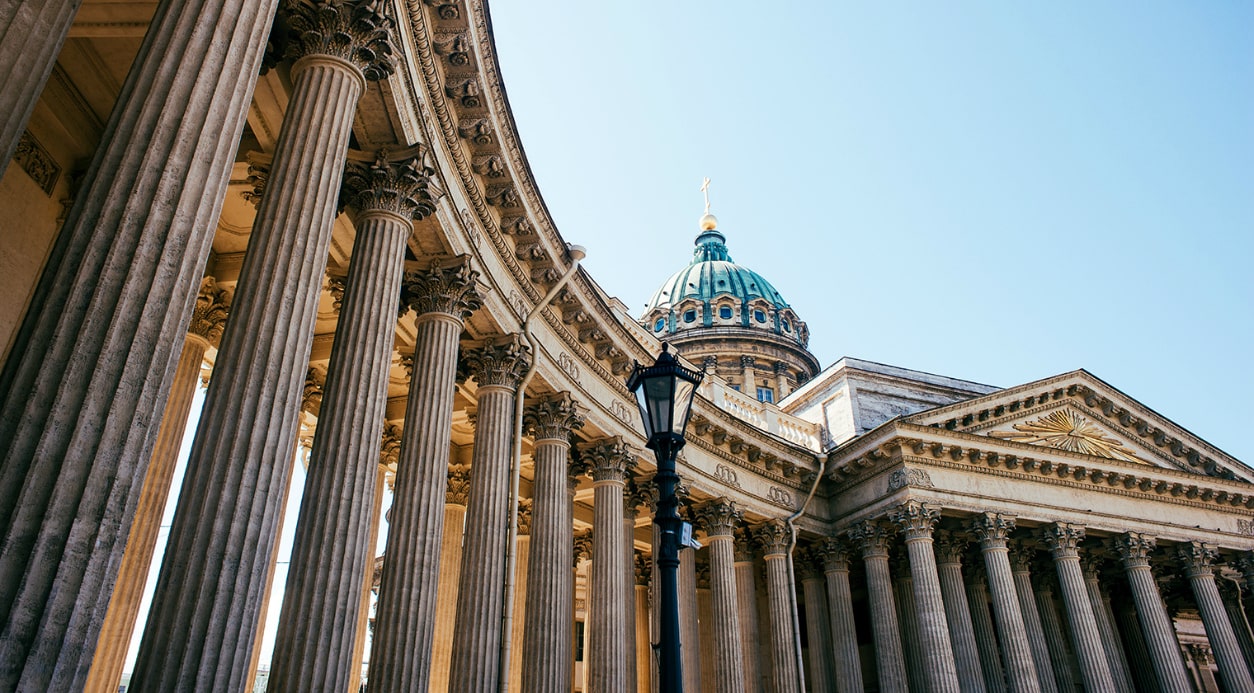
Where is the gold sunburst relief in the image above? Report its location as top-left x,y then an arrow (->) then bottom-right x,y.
989,409 -> 1145,464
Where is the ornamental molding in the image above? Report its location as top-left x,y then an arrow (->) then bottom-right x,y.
14,130 -> 60,195
988,408 -> 1145,465
887,467 -> 933,492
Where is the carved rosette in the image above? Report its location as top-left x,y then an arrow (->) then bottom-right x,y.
189,276 -> 231,346
401,258 -> 481,319
515,498 -> 533,536
379,422 -> 402,470
1112,532 -> 1156,568
890,500 -> 939,541
634,552 -> 651,586
753,519 -> 792,557
463,335 -> 530,391
573,529 -> 593,567
580,437 -> 635,484
523,392 -> 585,442
285,0 -> 398,81
815,538 -> 852,572
693,497 -> 742,538
933,530 -> 968,566
1039,523 -> 1086,559
969,512 -> 1016,548
341,150 -> 439,219
848,520 -> 895,558
1177,540 -> 1218,578
446,464 -> 471,506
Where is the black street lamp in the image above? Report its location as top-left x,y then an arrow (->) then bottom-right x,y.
627,343 -> 704,693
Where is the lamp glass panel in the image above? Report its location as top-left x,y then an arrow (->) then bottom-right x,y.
670,379 -> 696,436
633,386 -> 652,437
643,375 -> 675,436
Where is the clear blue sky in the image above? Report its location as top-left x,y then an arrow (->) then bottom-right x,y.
489,1 -> 1254,463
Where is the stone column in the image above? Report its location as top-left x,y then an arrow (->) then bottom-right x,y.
848,520 -> 908,692
891,501 -> 961,692
1219,580 -> 1254,673
680,540 -> 702,692
816,538 -> 864,693
520,393 -> 584,693
1038,523 -> 1116,692
624,480 -> 645,693
0,0 -> 279,686
1111,533 -> 1190,693
797,548 -> 835,693
967,574 -> 1008,693
367,258 -> 482,692
1031,572 -> 1079,693
1079,550 -> 1135,693
510,500 -> 533,692
934,530 -> 987,693
448,336 -> 531,692
741,355 -> 756,395
694,498 -> 747,693
130,4 -> 399,689
734,528 -> 764,693
1111,597 -> 1165,693
969,513 -> 1041,693
892,551 -> 926,692
1177,541 -> 1254,693
582,437 -> 635,693
0,1 -> 80,167
1007,543 -> 1060,693
349,464 -> 388,691
1189,644 -> 1221,693
634,554 -> 653,693
84,280 -> 229,693
574,529 -> 593,689
756,519 -> 802,693
697,560 -> 716,688
774,362 -> 791,399
432,461 -> 471,693
270,150 -> 436,692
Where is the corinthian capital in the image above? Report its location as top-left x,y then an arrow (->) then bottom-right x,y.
342,149 -> 439,219
693,497 -> 742,538
523,392 -> 585,441
189,276 -> 231,346
969,512 -> 1016,548
463,335 -> 530,390
446,464 -> 471,506
815,538 -> 852,572
1112,532 -> 1156,568
1039,523 -> 1086,559
515,498 -> 533,536
1177,540 -> 1218,578
890,500 -> 939,541
580,437 -> 636,484
848,520 -> 895,558
379,421 -> 402,471
285,0 -> 398,81
401,256 -> 481,319
753,519 -> 792,557
933,530 -> 968,566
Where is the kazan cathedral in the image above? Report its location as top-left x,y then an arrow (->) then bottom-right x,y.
0,2 -> 1251,693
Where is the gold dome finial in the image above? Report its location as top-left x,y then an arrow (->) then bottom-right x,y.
699,177 -> 718,230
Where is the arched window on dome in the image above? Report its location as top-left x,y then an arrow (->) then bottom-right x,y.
753,309 -> 766,324
719,305 -> 733,320
683,309 -> 697,324
653,317 -> 666,333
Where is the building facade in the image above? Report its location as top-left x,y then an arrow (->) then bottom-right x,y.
1,2 -> 1252,692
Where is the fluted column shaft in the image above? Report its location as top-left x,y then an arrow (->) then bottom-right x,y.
624,497 -> 639,693
510,526 -> 532,692
583,438 -> 634,693
733,538 -> 764,693
1080,557 -> 1134,693
971,514 -> 1041,693
1040,524 -> 1116,692
369,258 -> 481,692
892,501 -> 960,692
1113,600 -> 1164,693
521,394 -> 583,693
893,561 -> 926,692
634,555 -> 653,693
1220,584 -> 1254,672
1007,550 -> 1060,693
697,579 -> 716,687
800,570 -> 835,693
133,14 -> 394,692
1032,580 -> 1078,693
0,0 -> 278,687
84,331 -> 211,693
432,465 -> 469,693
760,543 -> 801,693
934,533 -> 987,693
1178,541 -> 1254,693
695,499 -> 747,693
850,521 -> 908,693
271,159 -> 426,690
680,547 -> 702,692
0,0 -> 79,168
819,540 -> 864,693
1112,533 -> 1189,693
967,576 -> 1008,693
448,337 -> 530,692
350,468 -> 387,692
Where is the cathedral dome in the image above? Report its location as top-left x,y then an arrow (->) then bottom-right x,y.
639,218 -> 819,402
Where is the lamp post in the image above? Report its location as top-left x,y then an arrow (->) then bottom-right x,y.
627,343 -> 704,693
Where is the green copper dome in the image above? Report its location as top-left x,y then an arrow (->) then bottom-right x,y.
644,228 -> 791,312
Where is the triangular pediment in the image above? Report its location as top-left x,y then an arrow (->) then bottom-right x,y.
904,370 -> 1252,482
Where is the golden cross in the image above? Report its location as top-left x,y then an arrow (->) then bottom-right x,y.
700,177 -> 712,215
